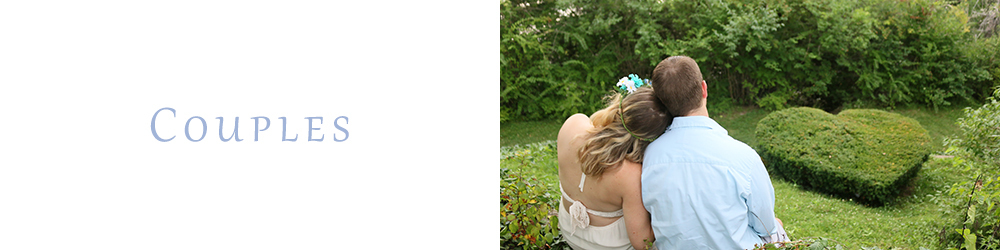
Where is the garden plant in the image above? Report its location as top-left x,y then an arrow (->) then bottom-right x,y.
756,108 -> 933,206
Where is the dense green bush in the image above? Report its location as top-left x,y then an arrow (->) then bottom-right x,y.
501,0 -> 1000,121
938,150 -> 1000,250
949,88 -> 1000,163
501,141 -> 567,249
941,88 -> 1000,250
500,0 -> 653,122
756,107 -> 932,205
501,167 -> 562,249
636,0 -> 998,110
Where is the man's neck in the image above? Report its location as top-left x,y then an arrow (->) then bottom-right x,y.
682,107 -> 710,117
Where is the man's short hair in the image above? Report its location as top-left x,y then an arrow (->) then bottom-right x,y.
651,56 -> 704,117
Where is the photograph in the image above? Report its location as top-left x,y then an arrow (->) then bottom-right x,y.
500,0 -> 1000,249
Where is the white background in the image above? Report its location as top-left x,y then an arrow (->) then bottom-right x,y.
0,1 -> 496,249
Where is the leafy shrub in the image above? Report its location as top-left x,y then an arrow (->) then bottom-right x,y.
938,150 -> 1000,250
948,88 -> 1000,163
678,0 -> 994,110
941,88 -> 1000,250
500,141 -> 568,249
756,107 -> 933,205
500,167 -> 562,249
500,0 -> 653,122
502,0 -> 999,122
501,140 -> 561,194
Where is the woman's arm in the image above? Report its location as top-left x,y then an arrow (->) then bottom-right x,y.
617,162 -> 655,250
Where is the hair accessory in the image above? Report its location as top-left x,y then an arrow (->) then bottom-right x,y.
615,74 -> 647,94
615,74 -> 656,142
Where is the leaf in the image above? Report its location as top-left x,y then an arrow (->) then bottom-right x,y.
967,204 -> 976,225
964,230 -> 977,250
809,239 -> 827,250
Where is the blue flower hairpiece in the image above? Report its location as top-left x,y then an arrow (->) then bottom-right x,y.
616,74 -> 650,94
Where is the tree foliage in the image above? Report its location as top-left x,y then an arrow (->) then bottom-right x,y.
500,0 -> 1000,121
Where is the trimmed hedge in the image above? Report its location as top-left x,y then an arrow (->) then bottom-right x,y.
756,107 -> 932,206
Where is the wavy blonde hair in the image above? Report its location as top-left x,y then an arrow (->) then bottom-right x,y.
578,86 -> 672,176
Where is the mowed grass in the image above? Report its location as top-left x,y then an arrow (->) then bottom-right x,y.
500,105 -> 970,249
893,106 -> 968,150
769,157 -> 972,249
501,119 -> 562,147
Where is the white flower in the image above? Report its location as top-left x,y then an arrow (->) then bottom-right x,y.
568,200 -> 590,231
615,77 -> 637,94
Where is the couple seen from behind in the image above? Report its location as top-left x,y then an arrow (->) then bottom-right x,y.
556,56 -> 790,250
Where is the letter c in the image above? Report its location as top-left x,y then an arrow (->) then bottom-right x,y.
151,107 -> 176,142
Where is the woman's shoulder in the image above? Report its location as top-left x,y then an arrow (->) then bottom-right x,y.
561,113 -> 591,131
557,113 -> 592,143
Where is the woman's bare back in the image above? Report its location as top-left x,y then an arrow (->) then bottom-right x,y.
556,113 -> 632,226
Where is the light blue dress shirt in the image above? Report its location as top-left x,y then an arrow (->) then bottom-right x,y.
642,116 -> 782,250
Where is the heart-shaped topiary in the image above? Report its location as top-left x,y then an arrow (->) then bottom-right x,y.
756,107 -> 932,206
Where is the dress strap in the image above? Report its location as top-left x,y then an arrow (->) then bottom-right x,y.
588,208 -> 624,218
578,173 -> 586,192
560,183 -> 625,218
561,186 -> 576,203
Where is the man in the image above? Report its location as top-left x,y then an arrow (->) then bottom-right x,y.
641,56 -> 788,249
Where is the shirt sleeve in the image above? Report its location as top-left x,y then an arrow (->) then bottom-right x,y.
743,156 -> 779,236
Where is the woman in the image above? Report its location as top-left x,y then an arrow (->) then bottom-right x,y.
557,86 -> 671,250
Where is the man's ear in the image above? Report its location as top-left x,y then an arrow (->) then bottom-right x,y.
701,80 -> 708,99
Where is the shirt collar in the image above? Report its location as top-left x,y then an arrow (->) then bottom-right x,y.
665,116 -> 727,135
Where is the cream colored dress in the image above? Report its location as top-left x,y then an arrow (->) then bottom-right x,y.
558,173 -> 633,250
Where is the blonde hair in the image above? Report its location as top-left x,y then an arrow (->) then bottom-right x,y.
578,86 -> 672,176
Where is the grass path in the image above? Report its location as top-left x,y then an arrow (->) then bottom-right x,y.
500,105 -> 971,249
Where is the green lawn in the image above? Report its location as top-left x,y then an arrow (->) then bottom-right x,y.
500,119 -> 563,147
500,105 -> 971,249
